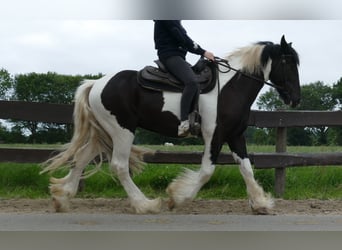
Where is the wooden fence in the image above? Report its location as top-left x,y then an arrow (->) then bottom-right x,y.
1,100 -> 342,196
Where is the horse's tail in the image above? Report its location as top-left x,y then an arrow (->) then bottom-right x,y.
41,79 -> 151,177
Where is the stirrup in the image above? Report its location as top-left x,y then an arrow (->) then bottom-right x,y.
189,111 -> 201,136
178,120 -> 190,137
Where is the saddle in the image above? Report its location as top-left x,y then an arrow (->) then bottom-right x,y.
137,58 -> 217,94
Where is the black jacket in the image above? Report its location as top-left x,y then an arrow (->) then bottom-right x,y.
154,20 -> 206,60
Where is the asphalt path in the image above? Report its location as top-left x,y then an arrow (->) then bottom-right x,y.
0,213 -> 341,231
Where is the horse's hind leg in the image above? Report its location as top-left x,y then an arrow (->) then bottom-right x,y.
110,130 -> 161,214
49,144 -> 97,212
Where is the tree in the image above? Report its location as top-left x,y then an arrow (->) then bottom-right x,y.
258,81 -> 336,111
328,77 -> 342,145
10,72 -> 104,143
287,127 -> 312,146
299,81 -> 336,111
256,89 -> 287,111
332,77 -> 342,108
0,68 -> 13,100
245,127 -> 275,145
256,81 -> 336,145
298,82 -> 336,145
0,71 -> 106,143
13,72 -> 82,104
0,122 -> 27,143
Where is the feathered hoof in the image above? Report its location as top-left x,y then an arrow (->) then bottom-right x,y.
168,198 -> 176,210
166,185 -> 176,210
166,184 -> 188,210
132,198 -> 162,214
52,196 -> 69,213
167,197 -> 192,210
249,197 -> 275,215
251,206 -> 272,215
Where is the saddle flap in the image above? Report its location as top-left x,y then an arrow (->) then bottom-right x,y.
141,66 -> 182,86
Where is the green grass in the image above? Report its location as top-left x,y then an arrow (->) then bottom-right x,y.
284,167 -> 342,199
0,145 -> 341,200
0,163 -> 50,198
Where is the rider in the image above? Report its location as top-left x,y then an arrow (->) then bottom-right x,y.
153,20 -> 215,136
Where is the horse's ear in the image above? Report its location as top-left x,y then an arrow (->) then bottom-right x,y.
280,35 -> 289,50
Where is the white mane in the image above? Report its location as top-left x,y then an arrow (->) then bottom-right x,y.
225,44 -> 266,75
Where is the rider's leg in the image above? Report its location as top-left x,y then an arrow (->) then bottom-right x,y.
161,56 -> 199,136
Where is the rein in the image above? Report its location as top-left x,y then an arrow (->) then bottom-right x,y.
213,57 -> 285,91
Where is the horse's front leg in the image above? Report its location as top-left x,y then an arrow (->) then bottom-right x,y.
166,148 -> 216,209
166,125 -> 220,209
228,136 -> 274,214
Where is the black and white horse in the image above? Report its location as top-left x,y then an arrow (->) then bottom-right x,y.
42,35 -> 300,214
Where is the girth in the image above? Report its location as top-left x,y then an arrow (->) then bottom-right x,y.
137,58 -> 217,93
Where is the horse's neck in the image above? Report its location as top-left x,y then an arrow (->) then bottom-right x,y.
244,76 -> 265,106
217,57 -> 242,91
218,56 -> 265,108
223,45 -> 271,82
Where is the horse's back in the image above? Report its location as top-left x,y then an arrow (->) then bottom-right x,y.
88,70 -> 143,133
89,70 -> 138,104
101,70 -> 138,94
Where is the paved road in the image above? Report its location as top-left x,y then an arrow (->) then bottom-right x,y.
0,213 -> 341,231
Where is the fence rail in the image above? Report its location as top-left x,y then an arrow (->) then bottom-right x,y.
1,101 -> 342,196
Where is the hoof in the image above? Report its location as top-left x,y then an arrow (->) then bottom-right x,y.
151,197 -> 162,213
249,195 -> 274,215
132,198 -> 162,214
251,206 -> 272,215
250,200 -> 274,215
168,198 -> 176,210
52,196 -> 69,213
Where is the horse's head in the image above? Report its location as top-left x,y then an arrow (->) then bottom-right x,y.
263,35 -> 301,108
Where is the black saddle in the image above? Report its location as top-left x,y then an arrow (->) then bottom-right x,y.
137,58 -> 217,93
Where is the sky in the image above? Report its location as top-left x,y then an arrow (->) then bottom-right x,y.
0,20 -> 341,87
0,1 -> 341,88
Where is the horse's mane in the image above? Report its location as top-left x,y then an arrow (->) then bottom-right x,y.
226,43 -> 266,74
226,41 -> 300,75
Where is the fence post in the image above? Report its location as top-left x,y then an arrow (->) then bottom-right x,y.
275,127 -> 287,197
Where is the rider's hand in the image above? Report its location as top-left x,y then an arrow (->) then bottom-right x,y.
204,51 -> 215,61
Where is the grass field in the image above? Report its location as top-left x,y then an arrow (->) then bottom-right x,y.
0,144 -> 341,200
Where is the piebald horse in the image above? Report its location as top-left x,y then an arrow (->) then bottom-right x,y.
42,35 -> 300,214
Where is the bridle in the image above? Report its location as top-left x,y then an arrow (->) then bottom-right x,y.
213,56 -> 288,92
